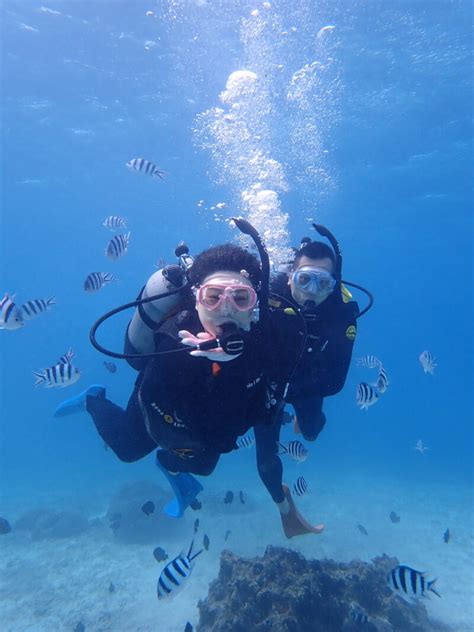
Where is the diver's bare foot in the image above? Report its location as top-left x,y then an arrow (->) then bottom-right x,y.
280,484 -> 325,539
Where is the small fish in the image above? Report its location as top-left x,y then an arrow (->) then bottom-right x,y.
0,517 -> 12,535
349,603 -> 369,625
414,439 -> 429,454
157,539 -> 203,600
203,534 -> 210,551
419,350 -> 437,375
389,511 -> 400,523
375,365 -> 389,394
278,440 -> 308,463
105,232 -> 131,261
103,215 -> 127,230
141,501 -> 155,516
58,348 -> 74,365
193,518 -> 199,534
356,382 -> 379,410
20,297 -> 56,321
357,523 -> 368,536
239,490 -> 245,504
103,361 -> 117,373
153,547 -> 168,562
236,434 -> 254,449
224,491 -> 234,504
443,528 -> 450,543
184,623 -> 193,632
108,582 -> 115,593
126,157 -> 167,180
356,355 -> 382,369
84,272 -> 117,293
189,498 -> 202,510
224,529 -> 231,541
73,623 -> 85,632
33,362 -> 80,388
387,565 -> 441,601
293,476 -> 308,497
0,293 -> 24,330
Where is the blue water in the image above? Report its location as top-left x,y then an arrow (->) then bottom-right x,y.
1,1 -> 472,629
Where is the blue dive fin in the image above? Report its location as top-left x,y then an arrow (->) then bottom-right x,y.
156,459 -> 203,519
54,385 -> 106,417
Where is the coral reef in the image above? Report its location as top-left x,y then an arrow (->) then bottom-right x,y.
197,547 -> 451,632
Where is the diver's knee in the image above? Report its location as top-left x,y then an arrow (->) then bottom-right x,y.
197,463 -> 217,476
301,429 -> 319,442
193,454 -> 219,476
300,415 -> 326,442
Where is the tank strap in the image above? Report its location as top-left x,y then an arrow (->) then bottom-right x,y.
136,284 -> 165,331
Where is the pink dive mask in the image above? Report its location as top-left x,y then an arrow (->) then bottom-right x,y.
196,284 -> 257,312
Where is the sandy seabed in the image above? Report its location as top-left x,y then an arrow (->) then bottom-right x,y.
1,470 -> 473,632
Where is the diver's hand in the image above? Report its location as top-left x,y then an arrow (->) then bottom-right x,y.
178,330 -> 240,362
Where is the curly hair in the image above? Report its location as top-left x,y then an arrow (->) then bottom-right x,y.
187,244 -> 262,289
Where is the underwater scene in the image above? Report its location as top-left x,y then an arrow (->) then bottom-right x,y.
1,1 -> 472,631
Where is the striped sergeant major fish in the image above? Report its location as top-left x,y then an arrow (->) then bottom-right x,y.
236,433 -> 254,449
356,382 -> 379,410
0,293 -> 24,330
419,350 -> 436,375
58,348 -> 74,365
278,440 -> 308,463
20,297 -> 56,321
84,272 -> 117,293
414,439 -> 429,454
33,362 -> 80,388
157,539 -> 203,600
356,354 -> 382,369
126,157 -> 167,180
348,603 -> 369,625
102,215 -> 127,230
387,565 -> 440,601
105,233 -> 131,261
375,365 -> 389,394
293,476 -> 308,497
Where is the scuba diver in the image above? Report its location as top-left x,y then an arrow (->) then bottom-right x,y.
272,229 -> 360,441
55,219 -> 325,534
254,224 -> 372,537
55,219 -> 370,537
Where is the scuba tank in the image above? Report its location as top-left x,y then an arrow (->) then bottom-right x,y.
124,242 -> 194,369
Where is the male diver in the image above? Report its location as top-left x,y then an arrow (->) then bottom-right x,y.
254,225 -> 365,537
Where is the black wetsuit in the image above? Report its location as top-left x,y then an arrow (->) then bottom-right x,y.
87,310 -> 274,476
254,274 -> 359,503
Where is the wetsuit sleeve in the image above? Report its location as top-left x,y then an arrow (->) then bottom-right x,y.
311,303 -> 358,397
